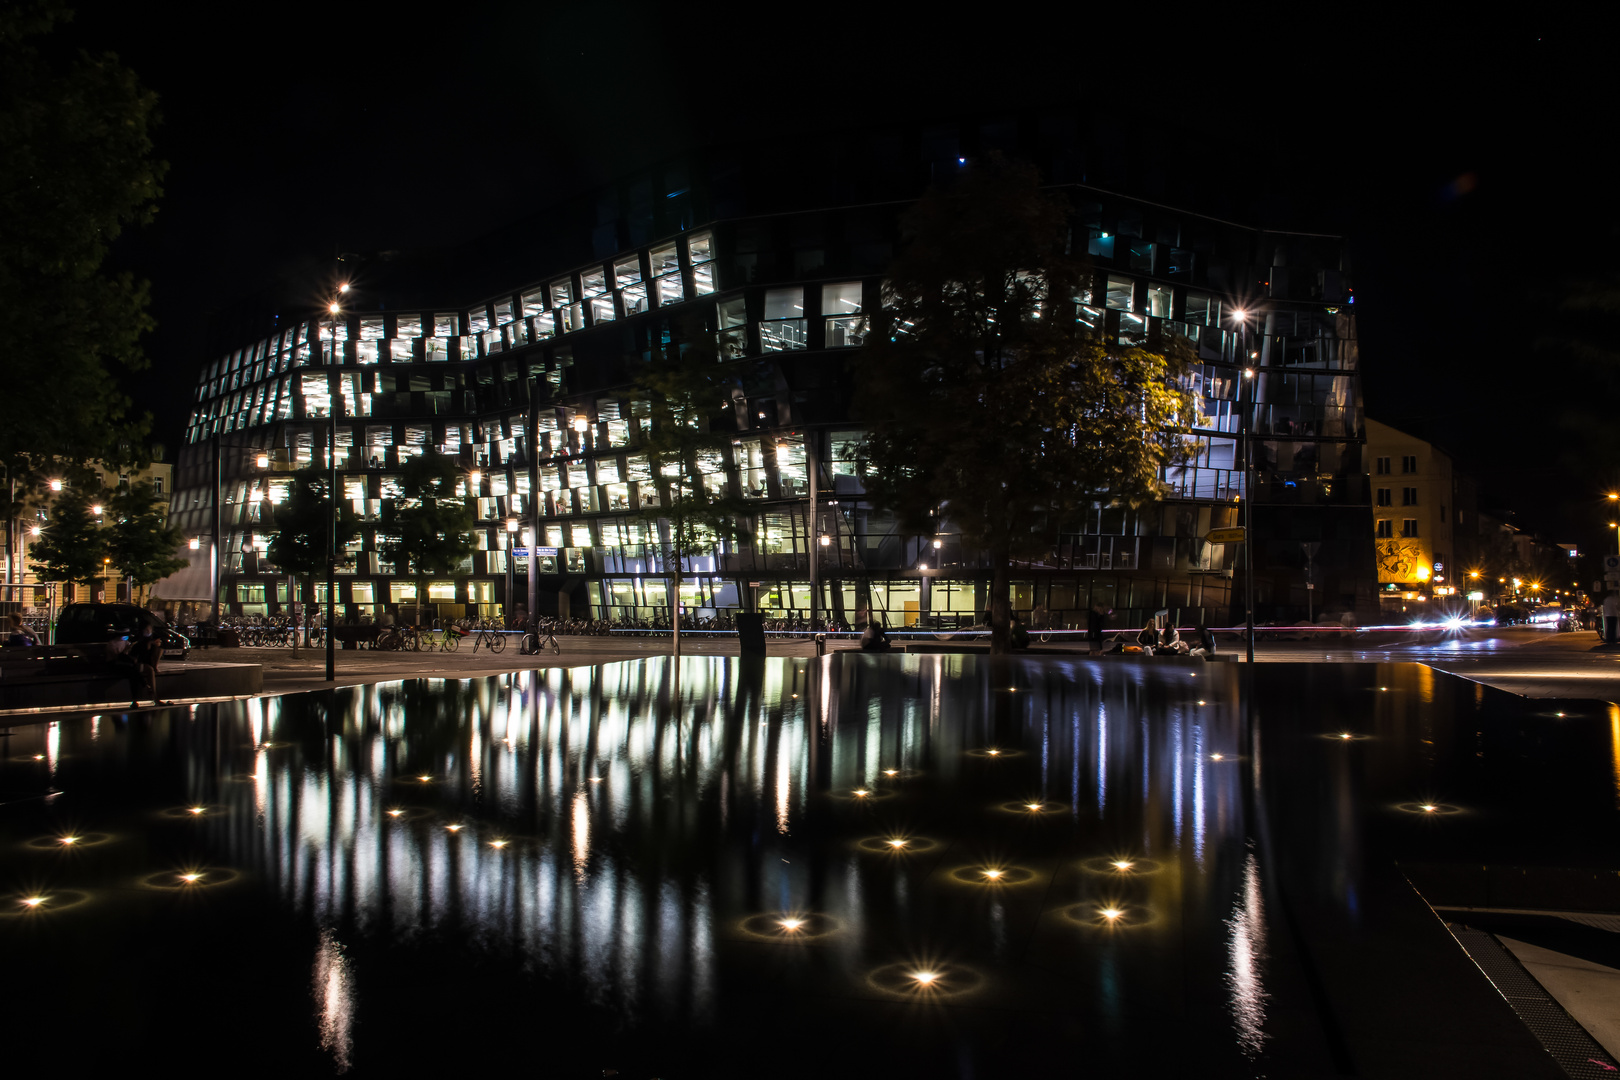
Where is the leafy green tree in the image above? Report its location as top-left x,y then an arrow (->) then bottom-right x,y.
856,158 -> 1197,653
106,478 -> 187,605
28,475 -> 108,589
380,452 -> 475,624
633,325 -> 749,656
265,466 -> 360,637
0,2 -> 166,549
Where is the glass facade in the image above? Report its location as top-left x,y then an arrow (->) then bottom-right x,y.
172,189 -> 1372,628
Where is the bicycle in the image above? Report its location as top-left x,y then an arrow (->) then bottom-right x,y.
522,629 -> 560,656
471,626 -> 507,654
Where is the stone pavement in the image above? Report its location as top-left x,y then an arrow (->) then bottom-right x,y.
174,623 -> 1620,703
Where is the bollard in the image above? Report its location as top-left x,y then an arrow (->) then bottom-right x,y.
814,633 -> 827,656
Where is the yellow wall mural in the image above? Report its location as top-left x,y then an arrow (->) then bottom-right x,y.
1376,538 -> 1430,584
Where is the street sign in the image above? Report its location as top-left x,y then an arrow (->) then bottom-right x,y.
1605,555 -> 1620,573
536,547 -> 559,556
512,548 -> 528,559
1205,527 -> 1247,544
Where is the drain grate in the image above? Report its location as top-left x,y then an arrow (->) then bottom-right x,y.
1448,922 -> 1620,1077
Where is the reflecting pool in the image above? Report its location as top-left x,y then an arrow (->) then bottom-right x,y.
2,656 -> 1609,1076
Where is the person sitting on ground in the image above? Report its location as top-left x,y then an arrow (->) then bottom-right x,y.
1158,622 -> 1185,654
1010,614 -> 1031,650
1135,620 -> 1158,655
4,613 -> 38,647
860,618 -> 891,653
1105,634 -> 1127,654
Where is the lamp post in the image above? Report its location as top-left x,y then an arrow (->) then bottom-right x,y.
505,517 -> 519,618
1232,308 -> 1257,664
324,290 -> 347,682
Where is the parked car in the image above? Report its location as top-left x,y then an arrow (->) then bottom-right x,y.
53,603 -> 190,660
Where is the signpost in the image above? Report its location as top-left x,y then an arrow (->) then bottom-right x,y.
1205,527 -> 1247,545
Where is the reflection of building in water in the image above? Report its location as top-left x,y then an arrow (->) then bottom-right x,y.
168,127 -> 1372,629
207,657 -> 1259,1045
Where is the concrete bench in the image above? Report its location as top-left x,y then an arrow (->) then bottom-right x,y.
0,644 -> 262,710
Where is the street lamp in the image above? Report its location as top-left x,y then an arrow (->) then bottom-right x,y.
323,293 -> 347,681
48,479 -> 61,492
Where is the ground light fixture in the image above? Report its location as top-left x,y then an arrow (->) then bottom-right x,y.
1101,907 -> 1123,921
982,868 -> 1004,880
779,918 -> 804,932
1112,860 -> 1134,871
910,970 -> 939,985
21,896 -> 46,908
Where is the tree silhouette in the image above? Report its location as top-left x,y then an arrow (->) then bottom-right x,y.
632,321 -> 749,656
106,478 -> 187,604
265,466 -> 359,637
380,451 -> 475,624
856,158 -> 1197,652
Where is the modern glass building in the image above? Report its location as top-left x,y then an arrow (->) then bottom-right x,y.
165,175 -> 1374,630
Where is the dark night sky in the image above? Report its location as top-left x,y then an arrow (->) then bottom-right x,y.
61,4 -> 1613,547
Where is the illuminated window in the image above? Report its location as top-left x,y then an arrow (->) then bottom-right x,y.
1146,285 -> 1171,319
615,255 -> 647,316
689,233 -> 715,296
760,287 -> 807,352
822,282 -> 865,347
1105,275 -> 1134,311
1183,293 -> 1217,325
582,266 -> 614,324
650,244 -> 684,306
427,581 -> 457,601
718,296 -> 747,357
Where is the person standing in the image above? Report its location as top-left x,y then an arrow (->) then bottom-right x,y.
130,623 -> 172,707
1086,606 -> 1113,655
1603,591 -> 1620,645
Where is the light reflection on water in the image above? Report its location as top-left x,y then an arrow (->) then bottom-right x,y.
205,656 -> 1258,1052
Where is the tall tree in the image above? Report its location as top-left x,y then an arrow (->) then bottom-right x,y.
265,466 -> 360,637
380,451 -> 475,625
0,1 -> 166,566
856,158 -> 1197,653
28,474 -> 108,590
106,478 -> 187,605
632,323 -> 749,656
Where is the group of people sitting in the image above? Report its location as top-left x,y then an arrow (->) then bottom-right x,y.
1099,618 -> 1218,658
